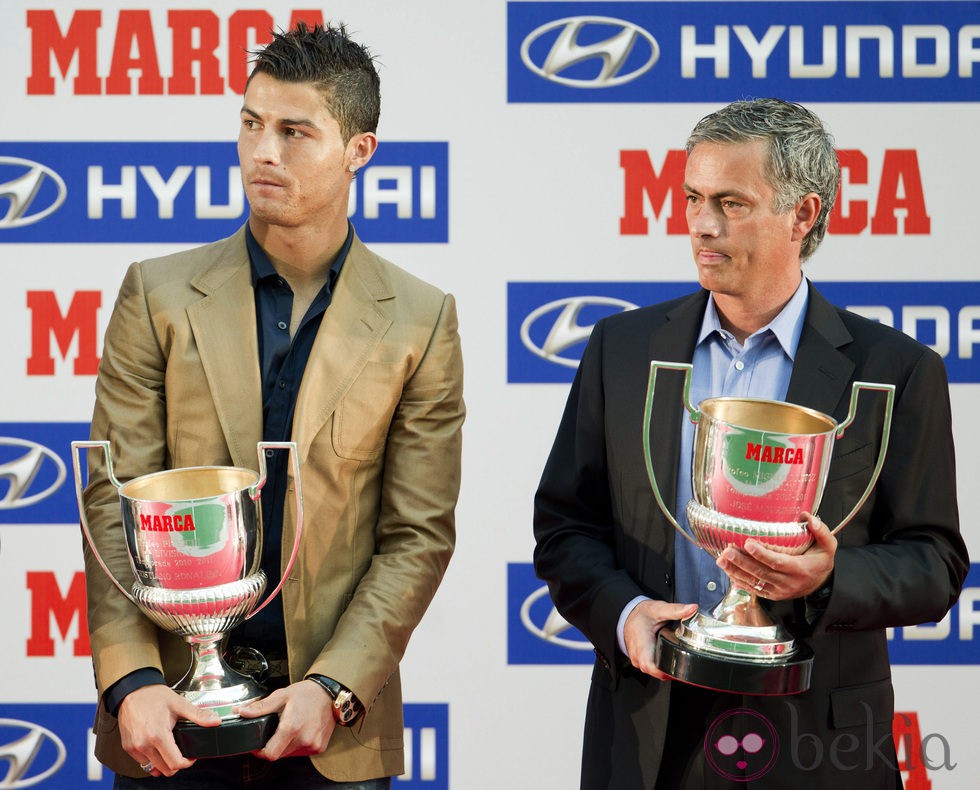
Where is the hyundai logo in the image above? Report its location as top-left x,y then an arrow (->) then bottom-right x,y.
520,16 -> 659,88
0,157 -> 67,228
520,585 -> 592,650
0,439 -> 67,509
0,718 -> 67,787
520,296 -> 638,368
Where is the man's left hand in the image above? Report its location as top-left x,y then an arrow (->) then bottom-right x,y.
236,679 -> 337,760
715,512 -> 836,600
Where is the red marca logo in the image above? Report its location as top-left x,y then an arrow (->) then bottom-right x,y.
894,711 -> 933,790
140,513 -> 196,531
620,149 -> 931,237
26,291 -> 101,376
27,8 -> 325,95
26,571 -> 90,657
745,443 -> 804,465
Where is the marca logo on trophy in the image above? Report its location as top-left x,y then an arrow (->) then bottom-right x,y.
71,440 -> 303,757
644,362 -> 894,694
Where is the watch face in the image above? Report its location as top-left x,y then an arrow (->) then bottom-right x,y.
334,690 -> 363,725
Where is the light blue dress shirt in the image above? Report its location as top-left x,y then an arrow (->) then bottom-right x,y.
616,278 -> 809,653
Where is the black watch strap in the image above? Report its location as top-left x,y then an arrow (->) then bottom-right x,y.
306,674 -> 364,726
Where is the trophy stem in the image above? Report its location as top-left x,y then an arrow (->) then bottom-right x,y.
655,569 -> 814,696
712,586 -> 780,629
173,635 -> 266,720
674,586 -> 798,661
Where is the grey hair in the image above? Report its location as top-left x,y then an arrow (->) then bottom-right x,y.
686,98 -> 840,261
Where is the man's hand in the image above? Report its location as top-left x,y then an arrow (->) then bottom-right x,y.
237,679 -> 337,761
716,512 -> 837,600
117,684 -> 220,777
623,600 -> 699,680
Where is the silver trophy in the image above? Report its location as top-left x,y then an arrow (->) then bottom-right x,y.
72,441 -> 303,757
643,362 -> 894,694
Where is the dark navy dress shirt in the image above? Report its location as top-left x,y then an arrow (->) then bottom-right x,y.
233,222 -> 352,653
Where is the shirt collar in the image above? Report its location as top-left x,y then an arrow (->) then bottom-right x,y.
246,221 -> 354,288
698,276 -> 809,360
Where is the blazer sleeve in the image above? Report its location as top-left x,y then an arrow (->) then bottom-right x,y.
305,292 -> 465,705
816,344 -> 969,633
82,261 -> 170,695
533,319 -> 649,667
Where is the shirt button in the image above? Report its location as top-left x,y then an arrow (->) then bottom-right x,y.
707,581 -> 718,592
734,360 -> 745,371
278,380 -> 286,389
277,321 -> 288,331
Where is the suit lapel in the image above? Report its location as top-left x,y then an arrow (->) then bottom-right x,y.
186,229 -> 264,469
292,235 -> 393,463
786,282 -> 855,418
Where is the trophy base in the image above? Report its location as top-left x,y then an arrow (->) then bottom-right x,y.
654,628 -> 813,696
173,713 -> 278,759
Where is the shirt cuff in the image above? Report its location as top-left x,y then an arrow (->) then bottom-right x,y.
103,668 -> 167,716
616,595 -> 653,655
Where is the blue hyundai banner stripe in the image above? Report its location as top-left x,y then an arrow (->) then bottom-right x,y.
508,2 -> 980,103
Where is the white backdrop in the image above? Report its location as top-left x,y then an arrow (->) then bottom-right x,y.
1,1 -> 978,787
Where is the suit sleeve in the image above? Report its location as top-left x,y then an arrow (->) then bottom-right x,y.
305,292 -> 464,706
817,346 -> 969,633
82,261 -> 169,695
533,321 -> 649,667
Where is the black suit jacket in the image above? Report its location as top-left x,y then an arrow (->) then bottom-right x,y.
533,283 -> 968,789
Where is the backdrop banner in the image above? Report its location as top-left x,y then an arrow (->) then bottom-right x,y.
1,1 -> 977,787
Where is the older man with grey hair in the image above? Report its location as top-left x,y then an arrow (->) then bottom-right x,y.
534,98 -> 968,789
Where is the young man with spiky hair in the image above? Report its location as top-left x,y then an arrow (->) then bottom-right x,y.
82,23 -> 464,788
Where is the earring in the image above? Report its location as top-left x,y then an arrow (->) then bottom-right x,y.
348,163 -> 357,173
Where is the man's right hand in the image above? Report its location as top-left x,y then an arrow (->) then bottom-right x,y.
117,684 -> 221,777
623,600 -> 698,681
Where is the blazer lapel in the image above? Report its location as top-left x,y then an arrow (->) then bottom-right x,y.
186,229 -> 264,469
292,235 -> 394,463
786,282 -> 855,418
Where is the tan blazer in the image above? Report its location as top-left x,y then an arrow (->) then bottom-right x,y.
82,226 -> 464,781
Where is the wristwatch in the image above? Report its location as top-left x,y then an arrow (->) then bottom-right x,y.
306,675 -> 364,726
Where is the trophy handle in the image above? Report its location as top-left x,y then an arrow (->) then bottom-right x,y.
643,361 -> 702,547
71,440 -> 138,605
826,381 -> 896,535
247,441 -> 304,618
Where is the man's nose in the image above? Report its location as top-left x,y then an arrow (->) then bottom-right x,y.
253,129 -> 281,165
691,202 -> 721,237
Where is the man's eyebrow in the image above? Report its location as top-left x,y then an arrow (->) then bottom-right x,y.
240,105 -> 318,129
281,117 -> 318,130
682,182 -> 751,201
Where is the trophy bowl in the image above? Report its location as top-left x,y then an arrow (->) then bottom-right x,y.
73,442 -> 303,758
642,362 -> 894,694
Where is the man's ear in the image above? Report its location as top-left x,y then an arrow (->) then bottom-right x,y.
792,193 -> 821,242
346,132 -> 378,173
